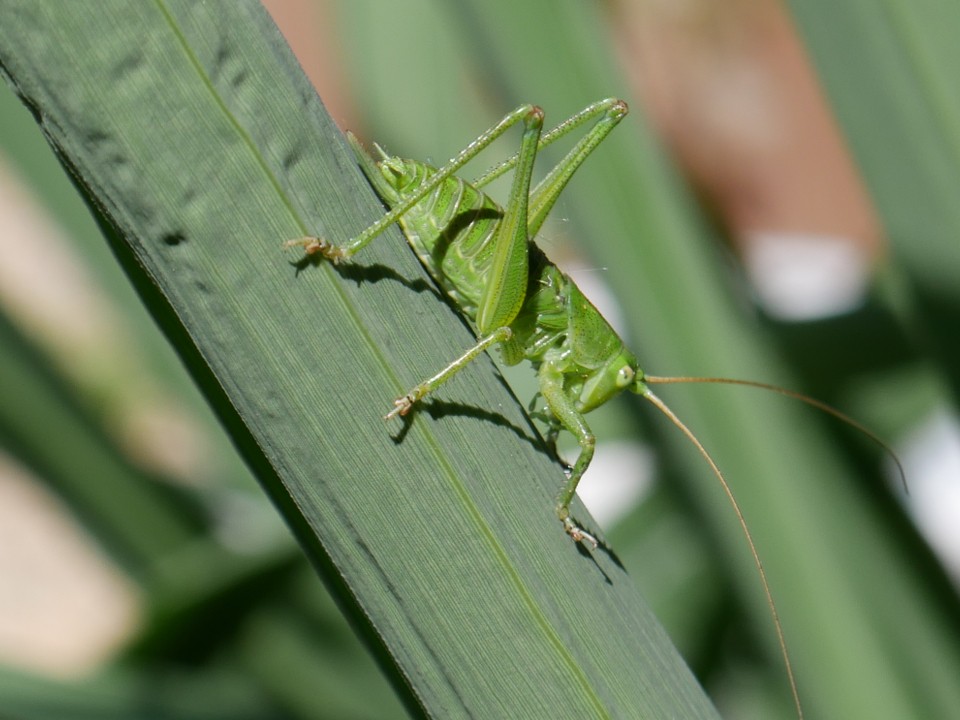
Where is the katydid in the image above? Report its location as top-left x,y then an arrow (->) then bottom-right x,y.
288,98 -> 901,720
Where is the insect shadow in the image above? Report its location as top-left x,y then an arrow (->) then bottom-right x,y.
580,542 -> 625,584
387,397 -> 543,454
289,253 -> 443,299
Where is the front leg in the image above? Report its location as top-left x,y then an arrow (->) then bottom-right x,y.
538,358 -> 598,548
385,327 -> 513,420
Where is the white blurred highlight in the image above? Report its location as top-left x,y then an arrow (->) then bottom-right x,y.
745,231 -> 871,320
575,441 -> 655,530
899,408 -> 960,585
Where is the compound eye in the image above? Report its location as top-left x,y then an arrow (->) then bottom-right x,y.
616,365 -> 635,388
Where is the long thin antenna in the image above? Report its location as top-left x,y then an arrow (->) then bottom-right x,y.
646,375 -> 907,493
641,388 -> 805,720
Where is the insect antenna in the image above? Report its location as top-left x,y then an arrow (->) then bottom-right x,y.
639,387 -> 805,720
645,375 -> 907,493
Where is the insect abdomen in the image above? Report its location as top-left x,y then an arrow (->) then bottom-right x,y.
389,160 -> 504,318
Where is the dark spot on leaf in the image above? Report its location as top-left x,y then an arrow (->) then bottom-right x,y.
162,232 -> 186,246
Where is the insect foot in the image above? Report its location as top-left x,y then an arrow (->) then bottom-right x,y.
562,517 -> 599,550
384,387 -> 425,421
283,237 -> 347,264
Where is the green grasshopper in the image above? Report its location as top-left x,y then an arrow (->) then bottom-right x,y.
290,99 -> 647,546
289,98 -> 899,718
